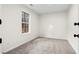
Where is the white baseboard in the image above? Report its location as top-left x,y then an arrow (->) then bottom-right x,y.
3,36 -> 39,53
67,40 -> 78,54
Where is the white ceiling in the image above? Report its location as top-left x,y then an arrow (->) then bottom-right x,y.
26,4 -> 71,14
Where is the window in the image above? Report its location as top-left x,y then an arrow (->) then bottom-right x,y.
22,11 -> 29,33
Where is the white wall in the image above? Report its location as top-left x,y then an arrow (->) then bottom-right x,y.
67,5 -> 78,53
2,5 -> 39,52
0,5 -> 2,41
78,5 -> 79,54
39,12 -> 68,39
0,5 -> 2,53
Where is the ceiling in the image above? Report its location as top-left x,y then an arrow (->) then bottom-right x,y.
26,4 -> 71,14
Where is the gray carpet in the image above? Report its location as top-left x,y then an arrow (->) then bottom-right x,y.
4,37 -> 76,54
